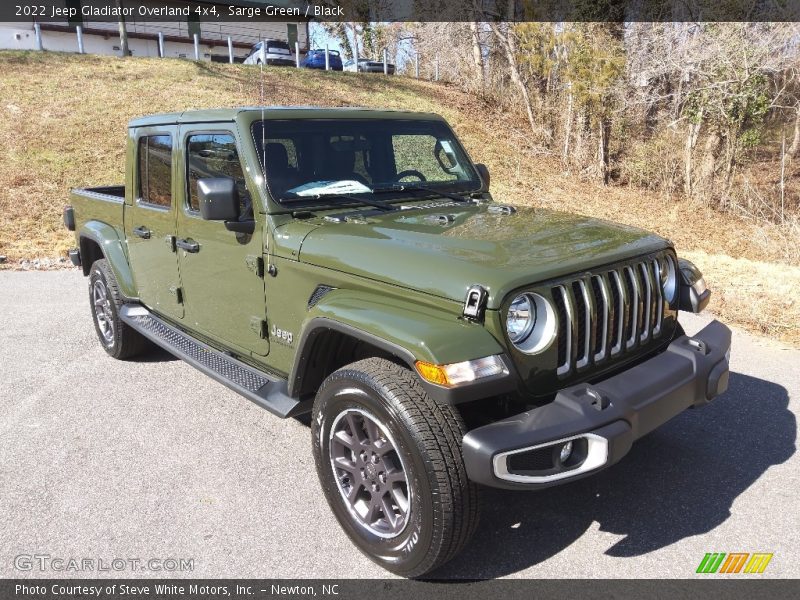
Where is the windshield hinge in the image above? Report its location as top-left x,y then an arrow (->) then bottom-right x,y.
250,317 -> 267,339
245,255 -> 264,278
168,285 -> 183,305
463,285 -> 488,321
164,235 -> 176,252
487,204 -> 517,215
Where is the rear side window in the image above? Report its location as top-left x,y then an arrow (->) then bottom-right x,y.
138,135 -> 173,207
267,41 -> 290,54
186,133 -> 252,214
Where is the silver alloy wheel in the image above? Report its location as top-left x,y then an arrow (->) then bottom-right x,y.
329,408 -> 411,538
92,279 -> 114,346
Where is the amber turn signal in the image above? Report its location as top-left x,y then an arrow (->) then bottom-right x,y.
415,361 -> 450,386
415,356 -> 508,387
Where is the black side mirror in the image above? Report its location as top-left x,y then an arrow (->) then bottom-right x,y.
475,163 -> 490,191
198,178 -> 239,221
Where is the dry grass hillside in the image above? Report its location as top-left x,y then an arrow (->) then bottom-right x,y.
1,51 -> 798,345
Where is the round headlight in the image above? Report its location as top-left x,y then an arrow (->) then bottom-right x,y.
658,255 -> 677,304
507,294 -> 535,343
506,293 -> 557,354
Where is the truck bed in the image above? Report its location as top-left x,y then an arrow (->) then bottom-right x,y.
73,185 -> 125,201
69,185 -> 127,253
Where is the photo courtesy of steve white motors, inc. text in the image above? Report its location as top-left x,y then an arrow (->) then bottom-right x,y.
14,1 -> 344,19
14,583 -> 341,597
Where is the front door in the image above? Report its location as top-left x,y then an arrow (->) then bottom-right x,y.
126,128 -> 183,320
175,128 -> 269,356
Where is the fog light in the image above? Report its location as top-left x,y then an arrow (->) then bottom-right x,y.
559,441 -> 573,463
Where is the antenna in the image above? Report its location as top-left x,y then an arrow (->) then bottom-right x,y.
260,40 -> 266,189
259,41 -> 271,268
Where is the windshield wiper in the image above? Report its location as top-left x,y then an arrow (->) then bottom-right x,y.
373,184 -> 474,204
282,192 -> 397,212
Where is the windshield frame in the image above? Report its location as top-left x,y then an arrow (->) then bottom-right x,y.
250,117 -> 483,212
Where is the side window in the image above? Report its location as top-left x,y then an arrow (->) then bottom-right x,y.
392,134 -> 458,183
138,135 -> 173,207
186,133 -> 252,215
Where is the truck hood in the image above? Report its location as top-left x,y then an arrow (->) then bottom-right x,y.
297,204 -> 670,308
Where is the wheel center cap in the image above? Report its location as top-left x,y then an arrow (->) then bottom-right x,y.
365,464 -> 378,479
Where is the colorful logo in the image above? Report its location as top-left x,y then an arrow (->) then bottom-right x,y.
696,552 -> 773,574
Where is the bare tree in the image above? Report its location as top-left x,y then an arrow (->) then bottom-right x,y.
789,104 -> 800,159
406,17 -> 800,221
486,18 -> 537,136
116,0 -> 129,57
469,21 -> 485,88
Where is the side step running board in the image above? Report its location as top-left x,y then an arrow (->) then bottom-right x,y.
119,305 -> 308,418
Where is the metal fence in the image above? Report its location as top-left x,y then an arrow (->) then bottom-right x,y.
30,23 -> 440,81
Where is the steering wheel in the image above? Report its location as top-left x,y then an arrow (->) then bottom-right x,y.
394,169 -> 427,182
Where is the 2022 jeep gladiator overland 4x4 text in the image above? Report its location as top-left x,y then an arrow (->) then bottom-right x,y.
65,108 -> 731,577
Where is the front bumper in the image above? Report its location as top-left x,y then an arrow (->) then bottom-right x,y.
462,320 -> 731,489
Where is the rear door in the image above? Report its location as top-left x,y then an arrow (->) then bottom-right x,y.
126,127 -> 183,320
174,127 -> 269,356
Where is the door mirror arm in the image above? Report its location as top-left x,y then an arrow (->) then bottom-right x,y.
224,220 -> 255,234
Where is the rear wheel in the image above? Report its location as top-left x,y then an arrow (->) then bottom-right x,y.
312,358 -> 480,577
89,259 -> 150,360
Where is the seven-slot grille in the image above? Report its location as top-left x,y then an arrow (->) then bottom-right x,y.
552,255 -> 671,376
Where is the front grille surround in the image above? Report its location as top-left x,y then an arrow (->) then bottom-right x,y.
550,253 -> 675,377
500,251 -> 678,392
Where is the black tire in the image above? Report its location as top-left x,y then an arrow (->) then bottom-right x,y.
312,358 -> 480,578
89,259 -> 150,360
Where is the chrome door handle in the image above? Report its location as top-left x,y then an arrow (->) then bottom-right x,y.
176,238 -> 200,253
132,226 -> 151,239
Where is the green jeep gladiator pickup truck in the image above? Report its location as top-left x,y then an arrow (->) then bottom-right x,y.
65,107 -> 731,577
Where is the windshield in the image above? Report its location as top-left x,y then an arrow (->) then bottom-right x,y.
252,119 -> 480,204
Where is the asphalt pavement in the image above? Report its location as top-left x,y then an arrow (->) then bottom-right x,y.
1,270 -> 798,579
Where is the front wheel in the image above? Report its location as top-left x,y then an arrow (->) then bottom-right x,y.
312,358 -> 480,577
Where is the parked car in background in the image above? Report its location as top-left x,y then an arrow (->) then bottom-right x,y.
344,57 -> 396,74
243,40 -> 295,67
301,49 -> 343,71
